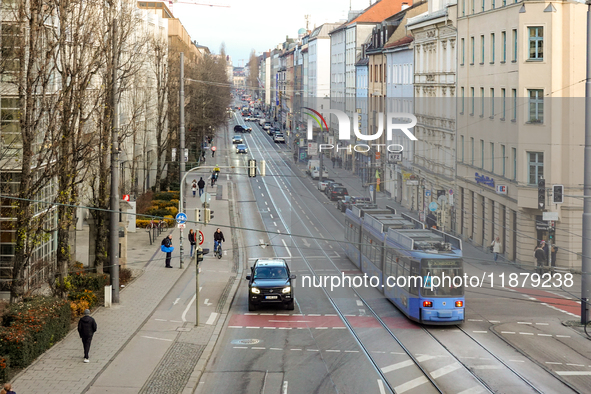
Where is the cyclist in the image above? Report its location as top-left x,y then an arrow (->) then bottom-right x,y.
211,166 -> 220,187
213,228 -> 225,255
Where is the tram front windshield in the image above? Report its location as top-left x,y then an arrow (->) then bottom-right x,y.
420,259 -> 464,297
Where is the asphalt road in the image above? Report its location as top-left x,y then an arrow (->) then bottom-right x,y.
195,104 -> 590,394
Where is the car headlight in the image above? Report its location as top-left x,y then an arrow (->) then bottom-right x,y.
282,286 -> 291,294
251,287 -> 260,294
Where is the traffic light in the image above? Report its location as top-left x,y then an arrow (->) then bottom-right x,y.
538,178 -> 545,210
248,159 -> 257,177
196,208 -> 202,222
552,185 -> 564,204
204,208 -> 210,224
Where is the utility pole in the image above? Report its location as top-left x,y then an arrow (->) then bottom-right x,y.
180,52 -> 186,269
110,19 -> 120,303
582,0 -> 591,325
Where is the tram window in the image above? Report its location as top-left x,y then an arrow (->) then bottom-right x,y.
401,259 -> 410,291
420,259 -> 464,297
410,261 -> 420,295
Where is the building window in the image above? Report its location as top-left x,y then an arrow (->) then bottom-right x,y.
501,88 -> 506,119
461,38 -> 465,65
490,88 -> 495,117
471,37 -> 475,64
490,33 -> 495,63
480,35 -> 485,63
490,143 -> 495,172
503,0 -> 506,5
528,27 -> 543,60
512,29 -> 517,62
471,137 -> 475,166
512,88 -> 517,121
482,0 -> 485,11
480,140 -> 485,168
492,0 -> 495,8
461,135 -> 465,162
472,0 -> 475,13
470,87 -> 475,115
461,87 -> 465,114
462,0 -> 465,15
528,89 -> 544,123
480,87 -> 484,117
501,31 -> 506,62
512,147 -> 517,180
527,152 -> 544,185
501,144 -> 506,176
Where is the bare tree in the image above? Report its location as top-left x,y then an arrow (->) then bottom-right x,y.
151,34 -> 171,192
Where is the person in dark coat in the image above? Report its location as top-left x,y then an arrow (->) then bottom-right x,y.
197,177 -> 205,196
77,309 -> 97,363
162,234 -> 173,268
188,229 -> 197,257
540,241 -> 549,264
534,245 -> 547,274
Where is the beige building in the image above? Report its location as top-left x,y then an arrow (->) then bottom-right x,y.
452,0 -> 586,268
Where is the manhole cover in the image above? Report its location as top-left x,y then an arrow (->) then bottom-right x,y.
231,339 -> 261,345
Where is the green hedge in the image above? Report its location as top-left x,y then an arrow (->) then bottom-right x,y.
153,191 -> 180,201
69,272 -> 109,292
0,297 -> 71,370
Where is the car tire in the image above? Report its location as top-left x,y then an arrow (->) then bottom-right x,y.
285,300 -> 294,310
248,301 -> 257,311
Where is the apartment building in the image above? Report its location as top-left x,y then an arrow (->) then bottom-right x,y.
452,0 -> 586,268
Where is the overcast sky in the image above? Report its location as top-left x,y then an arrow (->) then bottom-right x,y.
174,0 -> 375,66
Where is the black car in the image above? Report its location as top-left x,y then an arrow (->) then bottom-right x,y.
325,182 -> 343,196
329,186 -> 349,201
246,259 -> 296,311
269,126 -> 280,136
233,125 -> 251,133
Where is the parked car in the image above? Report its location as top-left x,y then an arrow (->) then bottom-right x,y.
263,122 -> 272,130
325,182 -> 343,196
273,133 -> 285,143
329,186 -> 349,201
317,178 -> 335,192
232,135 -> 243,144
337,196 -> 372,212
270,126 -> 281,136
246,259 -> 296,311
233,125 -> 251,133
311,166 -> 329,180
236,144 -> 248,153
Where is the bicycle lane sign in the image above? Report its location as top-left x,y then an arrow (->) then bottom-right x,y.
176,213 -> 187,224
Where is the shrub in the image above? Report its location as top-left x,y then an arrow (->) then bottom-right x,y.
153,191 -> 180,201
120,268 -> 133,286
68,289 -> 98,308
70,300 -> 90,317
69,272 -> 109,292
0,297 -> 71,370
0,355 -> 9,383
136,191 -> 154,214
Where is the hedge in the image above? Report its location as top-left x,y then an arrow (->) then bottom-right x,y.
0,297 -> 71,370
153,191 -> 180,201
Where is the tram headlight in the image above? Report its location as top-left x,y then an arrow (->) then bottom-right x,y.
455,301 -> 463,307
423,301 -> 433,307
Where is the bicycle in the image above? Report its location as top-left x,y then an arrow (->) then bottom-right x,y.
214,240 -> 222,259
146,219 -> 168,234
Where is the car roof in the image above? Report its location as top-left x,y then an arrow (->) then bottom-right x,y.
233,135 -> 242,138
237,144 -> 246,147
254,259 -> 288,267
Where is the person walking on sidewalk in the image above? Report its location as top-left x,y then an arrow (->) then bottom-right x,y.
490,237 -> 502,262
197,177 -> 205,196
161,234 -> 174,268
188,229 -> 197,257
77,309 -> 97,363
191,183 -> 197,198
0,383 -> 16,394
331,157 -> 336,168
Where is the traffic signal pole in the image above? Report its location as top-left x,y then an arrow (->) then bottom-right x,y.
582,0 -> 591,325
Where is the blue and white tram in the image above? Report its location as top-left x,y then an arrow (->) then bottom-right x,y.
383,228 -> 465,324
359,213 -> 422,289
344,206 -> 393,268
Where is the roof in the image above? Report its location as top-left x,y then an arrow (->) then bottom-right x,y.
384,35 -> 414,49
356,58 -> 370,66
254,259 -> 288,267
348,0 -> 411,25
310,23 -> 342,40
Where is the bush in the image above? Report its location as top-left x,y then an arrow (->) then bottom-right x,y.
120,268 -> 133,286
153,191 -> 180,201
68,289 -> 98,308
136,191 -> 154,214
70,300 -> 90,318
0,355 -> 9,383
0,297 -> 71,370
69,272 -> 109,292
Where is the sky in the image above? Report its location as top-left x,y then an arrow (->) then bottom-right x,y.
174,0 -> 377,66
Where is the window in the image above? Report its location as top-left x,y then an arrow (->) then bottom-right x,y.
512,147 -> 517,180
470,87 -> 475,115
480,35 -> 485,63
461,135 -> 465,162
461,87 -> 465,113
512,29 -> 517,62
472,0 -> 475,13
528,89 -> 544,123
480,140 -> 485,168
511,89 -> 517,121
490,143 -> 495,172
490,33 -> 495,63
527,152 -> 544,185
501,31 -> 506,62
503,0 -> 506,5
461,38 -> 465,65
462,0 -> 465,15
384,64 -> 387,82
380,64 -> 383,82
490,88 -> 495,117
492,0 -> 495,8
471,37 -> 475,64
501,88 -> 506,119
528,27 -> 543,60
501,144 -> 506,176
482,0 -> 485,11
471,137 -> 475,166
480,87 -> 484,117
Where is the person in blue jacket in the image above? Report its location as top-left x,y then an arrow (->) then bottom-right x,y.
161,234 -> 174,268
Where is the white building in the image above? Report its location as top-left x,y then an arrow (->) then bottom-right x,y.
308,23 -> 339,99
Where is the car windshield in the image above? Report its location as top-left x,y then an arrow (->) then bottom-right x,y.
254,266 -> 288,279
238,144 -> 246,148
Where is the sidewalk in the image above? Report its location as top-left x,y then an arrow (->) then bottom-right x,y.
11,161 -> 242,393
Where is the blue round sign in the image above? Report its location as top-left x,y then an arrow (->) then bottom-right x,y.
425,190 -> 431,197
176,213 -> 187,224
429,202 -> 438,212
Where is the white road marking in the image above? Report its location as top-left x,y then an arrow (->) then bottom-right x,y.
274,222 -> 277,226
265,201 -> 268,206
228,326 -> 242,328
537,334 -> 552,337
468,319 -> 483,322
282,381 -> 288,394
155,318 -> 167,322
233,346 -> 248,349
182,294 -> 196,322
556,371 -> 591,376
546,362 -> 562,365
205,312 -> 218,325
270,348 -> 282,350
517,322 -> 532,325
501,331 -> 516,334
457,387 -> 486,394
281,239 -> 292,258
431,363 -> 462,378
489,320 -> 500,323
307,349 -> 319,352
395,376 -> 429,393
204,298 -> 212,306
566,363 -> 585,367
509,360 -> 525,363
344,350 -> 359,353
472,331 -> 487,334
252,347 -> 265,350
141,336 -> 173,342
382,355 -> 436,373
263,327 -> 276,330
290,348 -> 302,351
535,322 -> 549,325
326,350 -> 340,353
356,300 -> 363,307
472,365 -> 504,370
173,298 -> 180,305
261,193 -> 265,197
270,214 -> 274,218
556,335 -> 571,338
377,379 -> 386,394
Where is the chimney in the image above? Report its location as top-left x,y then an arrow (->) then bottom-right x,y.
401,2 -> 410,10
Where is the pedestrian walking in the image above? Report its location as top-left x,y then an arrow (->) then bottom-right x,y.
197,177 -> 205,196
212,149 -> 215,157
534,245 -> 547,274
331,157 -> 336,168
77,309 -> 97,363
0,383 -> 15,394
188,229 -> 197,258
490,237 -> 502,262
541,240 -> 549,264
192,183 -> 197,197
551,245 -> 558,267
161,234 -> 174,268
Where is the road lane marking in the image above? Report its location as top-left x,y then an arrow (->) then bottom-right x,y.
377,380 -> 386,394
228,326 -> 242,328
205,312 -> 218,325
457,387 -> 486,394
274,222 -> 277,226
270,348 -> 282,350
472,365 -> 503,370
326,350 -> 340,352
281,239 -> 292,258
182,294 -> 196,322
173,298 -> 180,305
519,332 -> 534,335
141,336 -> 173,342
431,363 -> 462,378
566,363 -> 585,367
395,376 -> 429,393
282,381 -> 288,394
472,331 -> 487,334
546,362 -> 562,365
356,300 -> 363,306
233,346 -> 247,349
155,318 -> 167,322
382,356 -> 436,373
501,331 -> 515,334
556,335 -> 571,338
556,371 -> 591,376
252,347 -> 265,350
537,334 -> 552,337
270,214 -> 274,218
517,322 -> 532,325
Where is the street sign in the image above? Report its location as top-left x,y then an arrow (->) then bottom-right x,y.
122,194 -> 130,201
198,230 -> 204,245
308,142 -> 318,156
496,185 -> 507,194
200,192 -> 211,204
176,213 -> 187,224
425,190 -> 431,197
177,223 -> 186,229
211,146 -> 217,152
429,202 -> 438,212
542,212 -> 559,221
449,189 -> 453,195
